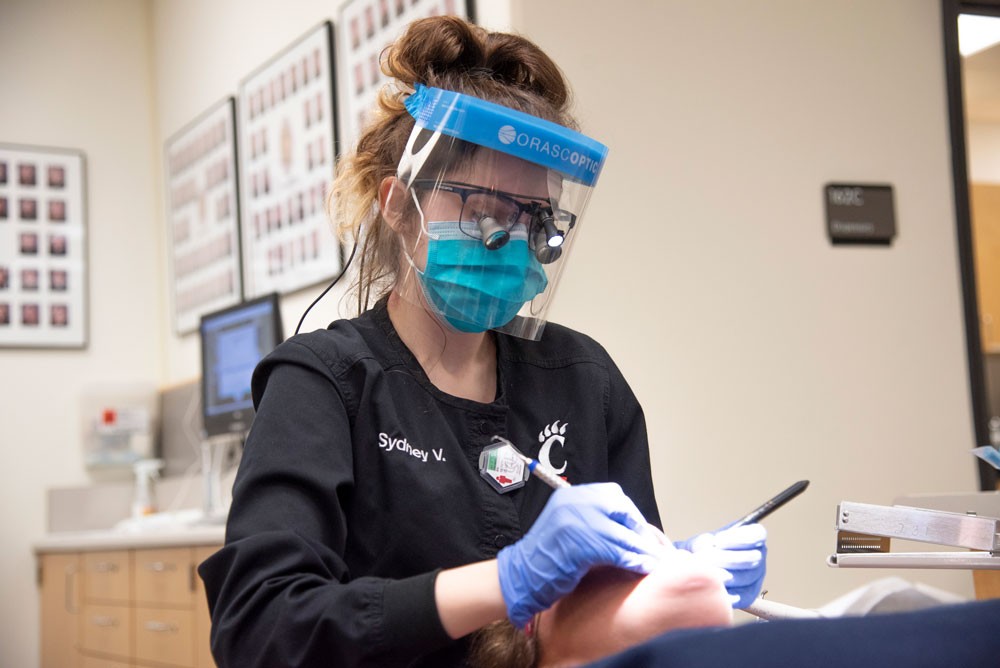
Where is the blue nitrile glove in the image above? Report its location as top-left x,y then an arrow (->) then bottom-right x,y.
497,482 -> 664,628
675,523 -> 767,609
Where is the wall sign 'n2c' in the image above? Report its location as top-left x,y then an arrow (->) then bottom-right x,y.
824,183 -> 896,245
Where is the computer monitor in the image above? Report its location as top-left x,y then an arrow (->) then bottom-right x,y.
199,293 -> 283,438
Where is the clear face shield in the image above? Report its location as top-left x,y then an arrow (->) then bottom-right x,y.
385,84 -> 608,340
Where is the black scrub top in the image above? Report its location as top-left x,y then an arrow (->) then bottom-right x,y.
198,298 -> 661,668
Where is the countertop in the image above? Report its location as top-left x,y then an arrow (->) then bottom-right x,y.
33,524 -> 225,553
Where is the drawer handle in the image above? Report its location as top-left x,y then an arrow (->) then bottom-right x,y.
91,615 -> 119,628
144,620 -> 179,634
143,561 -> 177,573
64,565 -> 79,614
93,561 -> 119,574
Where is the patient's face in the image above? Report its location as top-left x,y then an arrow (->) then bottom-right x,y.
535,550 -> 733,667
469,548 -> 733,668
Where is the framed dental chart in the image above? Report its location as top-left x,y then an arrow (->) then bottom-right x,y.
164,97 -> 243,334
237,21 -> 343,298
335,0 -> 475,154
0,144 -> 88,348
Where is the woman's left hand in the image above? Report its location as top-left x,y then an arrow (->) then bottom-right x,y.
674,524 -> 767,609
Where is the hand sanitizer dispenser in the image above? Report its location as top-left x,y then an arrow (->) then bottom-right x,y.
81,382 -> 159,472
131,459 -> 164,519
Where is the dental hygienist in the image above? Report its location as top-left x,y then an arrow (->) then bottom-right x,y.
199,16 -> 766,668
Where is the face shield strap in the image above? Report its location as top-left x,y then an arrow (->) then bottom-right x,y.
398,189 -> 431,288
397,125 -> 447,188
402,84 -> 608,186
408,187 -> 433,240
397,187 -> 438,282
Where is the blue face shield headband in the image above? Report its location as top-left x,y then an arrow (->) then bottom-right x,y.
392,85 -> 609,340
400,84 -> 609,187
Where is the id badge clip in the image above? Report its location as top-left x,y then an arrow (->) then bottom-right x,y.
479,438 -> 530,494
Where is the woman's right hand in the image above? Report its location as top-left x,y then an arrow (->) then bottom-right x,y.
496,482 -> 664,628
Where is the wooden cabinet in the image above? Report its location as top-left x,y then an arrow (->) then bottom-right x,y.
39,543 -> 222,668
80,550 -> 132,660
81,602 -> 131,658
79,656 -> 131,668
134,546 -> 201,666
135,607 -> 197,666
83,551 -> 130,603
135,547 -> 196,606
193,545 -> 218,668
39,552 -> 81,668
974,570 -> 1000,600
970,183 -> 1000,351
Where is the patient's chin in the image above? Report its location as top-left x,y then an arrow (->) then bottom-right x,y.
537,563 -> 733,667
633,562 -> 734,628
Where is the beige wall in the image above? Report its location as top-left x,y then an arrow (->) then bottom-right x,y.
0,0 -> 985,664
519,0 -> 978,607
151,0 -> 349,384
151,0 -> 512,383
0,1 -> 161,666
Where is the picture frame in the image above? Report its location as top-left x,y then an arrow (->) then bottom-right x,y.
237,21 -> 343,298
164,96 -> 243,334
335,0 -> 475,156
0,143 -> 87,349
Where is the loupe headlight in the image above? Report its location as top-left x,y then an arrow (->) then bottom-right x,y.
529,211 -> 561,264
529,208 -> 572,264
541,214 -> 564,248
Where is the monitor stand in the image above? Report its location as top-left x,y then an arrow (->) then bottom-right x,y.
199,433 -> 242,525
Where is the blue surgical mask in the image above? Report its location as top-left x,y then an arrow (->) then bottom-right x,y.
416,221 -> 548,333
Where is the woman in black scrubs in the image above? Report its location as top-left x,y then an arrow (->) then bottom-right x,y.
200,16 -> 766,667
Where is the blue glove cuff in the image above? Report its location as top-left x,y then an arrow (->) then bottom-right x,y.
497,545 -> 547,629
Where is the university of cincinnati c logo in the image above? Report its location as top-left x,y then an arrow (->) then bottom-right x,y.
538,420 -> 568,475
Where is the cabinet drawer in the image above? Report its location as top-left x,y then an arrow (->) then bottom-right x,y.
134,547 -> 194,607
135,607 -> 196,667
40,552 -> 82,668
80,655 -> 130,668
81,603 -> 131,658
194,545 -> 222,668
83,551 -> 131,603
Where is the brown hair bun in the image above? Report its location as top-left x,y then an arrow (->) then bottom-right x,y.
331,16 -> 578,313
384,16 -> 573,123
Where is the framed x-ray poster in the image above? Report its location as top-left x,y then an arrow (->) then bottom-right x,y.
164,97 -> 243,334
238,21 -> 342,298
0,144 -> 87,348
335,0 -> 475,155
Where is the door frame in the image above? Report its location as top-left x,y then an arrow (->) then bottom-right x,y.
942,0 -> 1000,490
